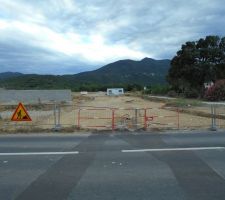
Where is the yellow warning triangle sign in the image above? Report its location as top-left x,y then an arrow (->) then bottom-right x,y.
11,102 -> 32,121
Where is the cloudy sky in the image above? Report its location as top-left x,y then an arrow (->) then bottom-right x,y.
0,0 -> 225,74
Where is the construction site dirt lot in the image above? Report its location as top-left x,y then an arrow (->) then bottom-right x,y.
71,92 -> 225,130
1,92 -> 225,132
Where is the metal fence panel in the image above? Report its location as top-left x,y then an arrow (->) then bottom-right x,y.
1,103 -> 225,132
0,103 -> 56,131
78,108 -> 112,130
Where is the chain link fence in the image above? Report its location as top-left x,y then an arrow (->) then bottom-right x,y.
0,103 -> 225,132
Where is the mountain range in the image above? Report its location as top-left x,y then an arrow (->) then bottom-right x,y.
0,72 -> 23,80
0,58 -> 170,90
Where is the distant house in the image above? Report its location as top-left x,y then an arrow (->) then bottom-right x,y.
107,88 -> 124,96
204,81 -> 214,89
80,91 -> 88,95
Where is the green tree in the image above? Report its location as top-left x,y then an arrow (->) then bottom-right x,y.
167,35 -> 225,97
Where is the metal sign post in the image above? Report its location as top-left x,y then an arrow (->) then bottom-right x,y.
210,105 -> 217,131
53,103 -> 61,131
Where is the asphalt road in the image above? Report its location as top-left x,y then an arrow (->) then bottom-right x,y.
0,131 -> 225,200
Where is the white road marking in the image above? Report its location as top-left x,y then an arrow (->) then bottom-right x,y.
122,147 -> 225,153
0,151 -> 79,156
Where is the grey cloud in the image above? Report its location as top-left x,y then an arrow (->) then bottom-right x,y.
0,41 -> 93,74
0,0 -> 225,74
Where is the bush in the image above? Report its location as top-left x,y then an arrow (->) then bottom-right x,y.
183,88 -> 199,98
204,80 -> 225,101
149,85 -> 170,95
167,90 -> 178,97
